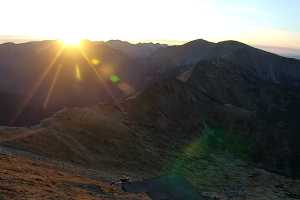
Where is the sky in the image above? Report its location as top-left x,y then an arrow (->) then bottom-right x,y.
0,0 -> 299,49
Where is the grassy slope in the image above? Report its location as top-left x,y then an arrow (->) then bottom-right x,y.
0,105 -> 162,178
0,154 -> 150,200
1,109 -> 300,199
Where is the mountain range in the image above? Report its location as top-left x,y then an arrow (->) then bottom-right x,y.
0,39 -> 300,199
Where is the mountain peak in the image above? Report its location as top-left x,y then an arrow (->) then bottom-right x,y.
217,40 -> 249,47
183,39 -> 215,47
107,40 -> 131,45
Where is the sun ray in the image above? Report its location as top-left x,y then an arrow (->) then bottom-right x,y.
10,45 -> 65,124
43,63 -> 64,109
75,64 -> 82,80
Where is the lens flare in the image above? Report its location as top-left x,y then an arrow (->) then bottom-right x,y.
110,75 -> 120,83
75,64 -> 82,80
78,48 -> 124,112
91,58 -> 100,65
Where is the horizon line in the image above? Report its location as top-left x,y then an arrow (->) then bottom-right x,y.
1,36 -> 300,49
0,36 -> 299,59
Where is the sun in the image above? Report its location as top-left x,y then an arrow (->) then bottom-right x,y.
60,37 -> 82,46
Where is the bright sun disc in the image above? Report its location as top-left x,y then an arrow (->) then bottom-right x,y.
60,37 -> 82,46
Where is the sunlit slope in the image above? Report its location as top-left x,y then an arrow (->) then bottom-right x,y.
0,154 -> 150,200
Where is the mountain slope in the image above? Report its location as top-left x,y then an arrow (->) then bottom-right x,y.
148,40 -> 300,87
0,58 -> 300,199
0,104 -> 165,178
2,58 -> 300,178
0,153 -> 150,200
149,39 -> 215,66
127,59 -> 300,177
1,58 -> 300,199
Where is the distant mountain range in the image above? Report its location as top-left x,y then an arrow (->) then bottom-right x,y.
257,45 -> 300,60
106,40 -> 168,59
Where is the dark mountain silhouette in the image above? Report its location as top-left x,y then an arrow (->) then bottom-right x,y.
149,39 -> 215,66
106,40 -> 167,59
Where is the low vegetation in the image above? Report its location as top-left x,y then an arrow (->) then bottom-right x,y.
195,126 -> 253,161
165,126 -> 255,192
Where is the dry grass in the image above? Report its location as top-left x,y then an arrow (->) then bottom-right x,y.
0,154 -> 150,200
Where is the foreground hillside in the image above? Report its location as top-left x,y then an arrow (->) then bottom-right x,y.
0,105 -> 163,178
0,128 -> 300,200
0,154 -> 150,200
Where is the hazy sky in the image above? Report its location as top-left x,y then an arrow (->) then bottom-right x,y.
0,0 -> 299,48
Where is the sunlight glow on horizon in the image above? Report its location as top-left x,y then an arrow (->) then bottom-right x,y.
61,38 -> 82,46
0,0 -> 299,48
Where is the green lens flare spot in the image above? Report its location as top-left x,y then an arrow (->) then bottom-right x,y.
110,75 -> 120,83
